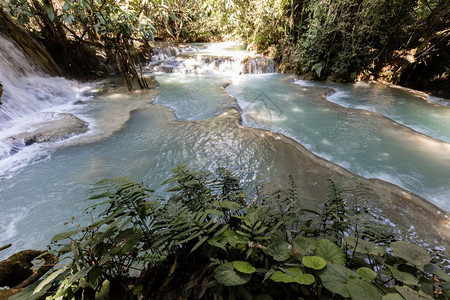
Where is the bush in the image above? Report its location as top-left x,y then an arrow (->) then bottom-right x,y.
24,166 -> 449,299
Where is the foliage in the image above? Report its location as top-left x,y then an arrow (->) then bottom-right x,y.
1,0 -> 152,88
2,0 -> 447,88
21,166 -> 449,299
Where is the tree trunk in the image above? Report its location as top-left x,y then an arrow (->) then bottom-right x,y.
0,7 -> 62,76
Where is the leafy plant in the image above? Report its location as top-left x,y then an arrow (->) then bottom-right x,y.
23,166 -> 449,299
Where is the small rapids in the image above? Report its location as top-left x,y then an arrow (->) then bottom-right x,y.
147,43 -> 276,75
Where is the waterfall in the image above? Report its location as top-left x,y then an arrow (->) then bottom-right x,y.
241,57 -> 276,74
0,34 -> 89,161
0,34 -> 86,127
148,44 -> 277,75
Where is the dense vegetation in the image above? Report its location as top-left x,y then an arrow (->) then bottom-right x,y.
1,0 -> 448,95
10,166 -> 450,299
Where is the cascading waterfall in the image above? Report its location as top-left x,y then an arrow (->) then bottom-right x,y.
0,34 -> 90,161
241,57 -> 276,74
0,34 -> 85,126
148,43 -> 277,75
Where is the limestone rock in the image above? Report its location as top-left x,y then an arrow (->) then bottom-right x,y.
9,113 -> 88,147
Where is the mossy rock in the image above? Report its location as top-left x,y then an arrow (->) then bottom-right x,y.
0,249 -> 56,289
0,250 -> 44,287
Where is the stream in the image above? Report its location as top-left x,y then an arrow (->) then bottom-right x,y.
0,41 -> 449,260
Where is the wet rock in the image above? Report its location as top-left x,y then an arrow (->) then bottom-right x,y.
9,113 -> 88,147
146,76 -> 160,89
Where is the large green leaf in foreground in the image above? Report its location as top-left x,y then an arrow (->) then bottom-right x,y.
214,262 -> 252,286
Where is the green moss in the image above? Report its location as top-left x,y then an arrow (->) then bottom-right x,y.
0,250 -> 44,287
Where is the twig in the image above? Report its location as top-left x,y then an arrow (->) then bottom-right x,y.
0,244 -> 12,252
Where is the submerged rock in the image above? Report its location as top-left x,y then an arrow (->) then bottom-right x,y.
8,112 -> 88,148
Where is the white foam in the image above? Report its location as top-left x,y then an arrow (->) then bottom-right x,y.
0,34 -> 97,175
0,206 -> 28,244
293,79 -> 315,87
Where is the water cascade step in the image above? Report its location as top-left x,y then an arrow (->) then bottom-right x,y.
0,34 -> 89,159
148,44 -> 277,75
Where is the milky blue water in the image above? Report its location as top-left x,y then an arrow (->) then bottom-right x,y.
1,43 -> 449,260
226,75 -> 450,210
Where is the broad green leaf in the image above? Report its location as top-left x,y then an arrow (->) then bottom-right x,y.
87,267 -> 102,287
319,264 -> 359,297
347,278 -> 382,300
302,256 -> 326,270
65,266 -> 94,286
95,279 -> 110,300
423,263 -> 441,274
390,241 -> 430,267
121,230 -> 143,254
386,264 -> 418,285
262,241 -> 291,262
396,285 -> 433,300
10,281 -> 44,300
344,236 -> 386,256
382,294 -> 404,300
214,262 -> 251,286
356,267 -> 377,280
270,268 -> 315,285
33,267 -> 66,295
224,229 -> 248,248
51,229 -> 80,242
213,224 -> 229,237
291,236 -> 316,255
184,179 -> 200,187
423,263 -> 450,281
232,261 -> 256,274
443,282 -> 450,298
315,239 -> 345,265
46,6 -> 55,21
62,2 -> 70,11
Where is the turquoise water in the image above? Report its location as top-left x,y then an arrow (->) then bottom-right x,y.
0,84 -> 292,259
153,74 -> 233,120
296,80 -> 450,143
1,43 -> 450,260
226,75 -> 450,210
